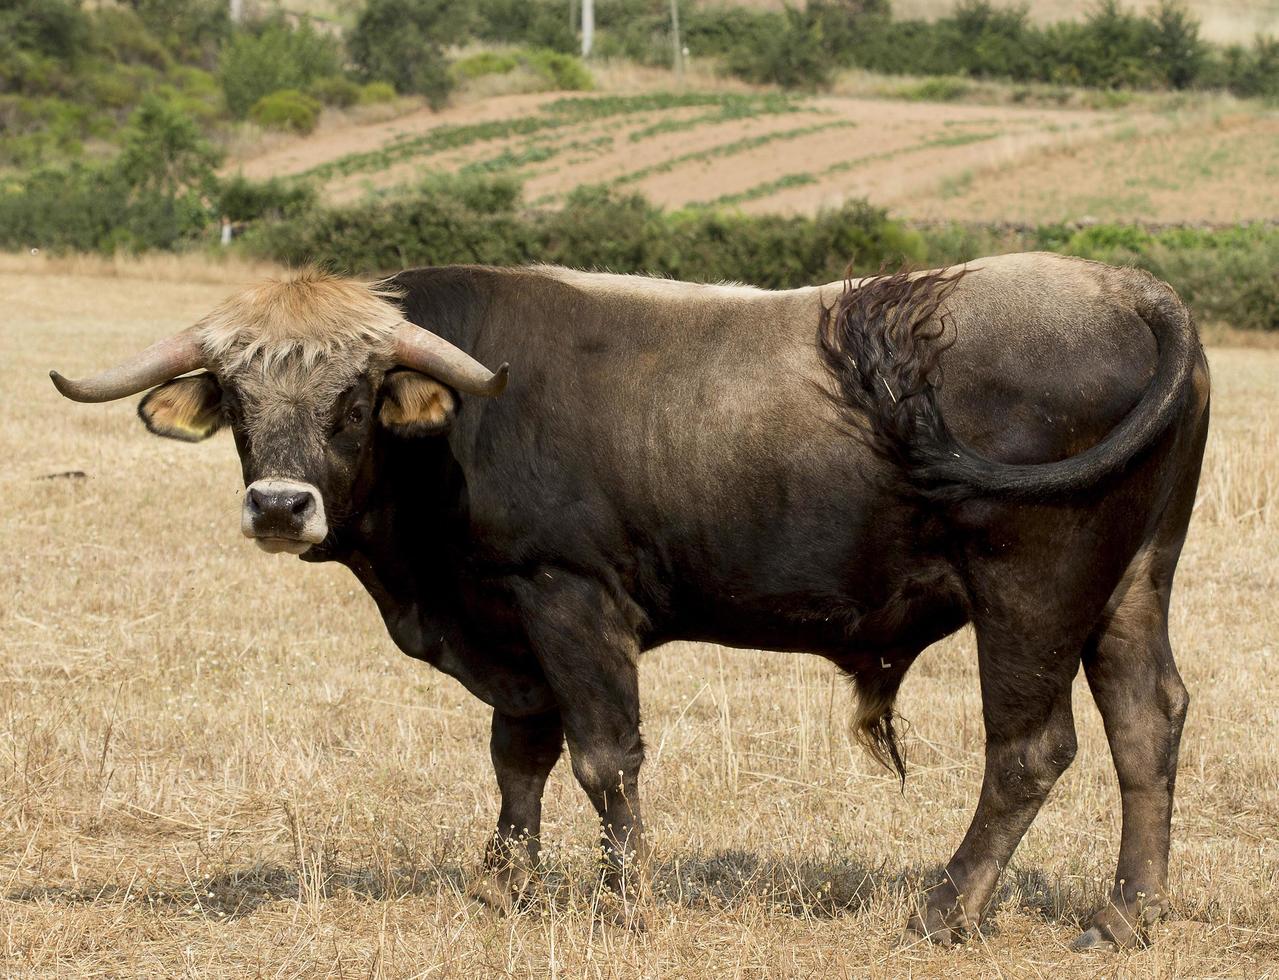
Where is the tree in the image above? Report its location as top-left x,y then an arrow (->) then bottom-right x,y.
348,0 -> 471,108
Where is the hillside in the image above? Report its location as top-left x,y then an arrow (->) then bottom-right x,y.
226,89 -> 1279,225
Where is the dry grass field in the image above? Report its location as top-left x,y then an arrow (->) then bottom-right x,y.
1,256 -> 1276,977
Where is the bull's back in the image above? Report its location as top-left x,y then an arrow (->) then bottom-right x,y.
454,256 -> 1168,619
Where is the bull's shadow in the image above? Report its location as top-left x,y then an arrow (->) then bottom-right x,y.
6,852 -> 1094,930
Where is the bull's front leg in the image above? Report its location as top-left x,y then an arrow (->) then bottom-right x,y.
512,571 -> 649,924
468,708 -> 563,913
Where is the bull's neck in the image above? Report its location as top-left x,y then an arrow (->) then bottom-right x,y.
340,436 -> 467,632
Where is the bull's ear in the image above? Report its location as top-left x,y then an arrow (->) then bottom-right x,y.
137,373 -> 224,442
379,369 -> 457,436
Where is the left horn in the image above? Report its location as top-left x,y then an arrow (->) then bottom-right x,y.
393,322 -> 508,397
50,325 -> 207,403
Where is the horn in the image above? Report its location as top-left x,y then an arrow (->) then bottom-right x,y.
50,325 -> 207,403
393,322 -> 508,397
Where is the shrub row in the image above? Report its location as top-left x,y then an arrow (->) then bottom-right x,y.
476,0 -> 1279,99
243,178 -> 924,288
238,176 -> 1278,330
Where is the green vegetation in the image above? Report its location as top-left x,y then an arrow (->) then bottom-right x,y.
451,47 -> 593,91
300,92 -> 802,182
0,95 -> 219,252
347,0 -> 466,109
248,89 -> 323,134
243,177 -> 925,287
483,0 -> 1279,99
218,19 -> 339,118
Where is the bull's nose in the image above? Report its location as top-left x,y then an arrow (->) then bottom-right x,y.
241,479 -> 328,550
247,486 -> 315,522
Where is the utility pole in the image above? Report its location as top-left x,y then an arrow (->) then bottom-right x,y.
581,0 -> 594,58
670,0 -> 684,80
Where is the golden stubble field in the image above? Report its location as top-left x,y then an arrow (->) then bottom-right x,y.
1,256 -> 1276,977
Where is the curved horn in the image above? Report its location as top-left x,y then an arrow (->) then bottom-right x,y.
50,325 -> 206,403
393,322 -> 508,397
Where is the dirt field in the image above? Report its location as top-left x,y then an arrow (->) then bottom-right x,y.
224,88 -> 1279,225
1,258 -> 1276,976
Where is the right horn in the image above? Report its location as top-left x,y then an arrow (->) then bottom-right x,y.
392,322 -> 508,397
50,325 -> 207,403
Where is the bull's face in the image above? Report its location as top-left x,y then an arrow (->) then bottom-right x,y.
51,270 -> 506,557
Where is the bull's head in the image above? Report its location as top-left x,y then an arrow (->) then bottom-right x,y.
50,269 -> 506,556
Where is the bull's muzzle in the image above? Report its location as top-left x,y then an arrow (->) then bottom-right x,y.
241,479 -> 328,555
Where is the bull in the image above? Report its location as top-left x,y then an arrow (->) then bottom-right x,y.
51,253 -> 1209,948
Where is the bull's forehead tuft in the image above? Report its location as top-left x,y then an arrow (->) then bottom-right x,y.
198,267 -> 404,375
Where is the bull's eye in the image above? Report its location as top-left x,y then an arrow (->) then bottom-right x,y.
346,405 -> 365,427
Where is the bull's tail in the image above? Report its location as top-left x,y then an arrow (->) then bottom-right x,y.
817,264 -> 1200,503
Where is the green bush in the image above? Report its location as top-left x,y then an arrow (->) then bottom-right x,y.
130,0 -> 230,64
525,49 -> 593,90
219,19 -> 340,118
348,0 -> 470,108
358,81 -> 398,104
452,49 -> 592,90
248,89 -> 322,133
896,77 -> 972,101
92,7 -> 173,70
0,0 -> 88,61
451,51 -> 520,81
1204,36 -> 1279,99
216,173 -> 317,221
308,75 -> 363,108
722,8 -> 832,89
472,0 -> 576,53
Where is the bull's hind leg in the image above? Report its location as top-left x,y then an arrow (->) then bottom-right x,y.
469,709 -> 564,913
1074,403 -> 1204,951
906,623 -> 1084,945
1073,567 -> 1188,950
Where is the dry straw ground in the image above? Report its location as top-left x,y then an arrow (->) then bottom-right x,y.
1,257 -> 1276,977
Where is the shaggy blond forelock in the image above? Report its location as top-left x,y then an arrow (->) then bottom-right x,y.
197,267 -> 405,376
192,268 -> 409,453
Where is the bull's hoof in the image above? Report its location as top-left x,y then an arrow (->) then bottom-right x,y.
466,866 -> 534,915
1071,900 -> 1156,951
902,904 -> 976,947
1070,926 -> 1119,952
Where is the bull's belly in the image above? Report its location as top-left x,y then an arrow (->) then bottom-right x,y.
649,563 -> 969,658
